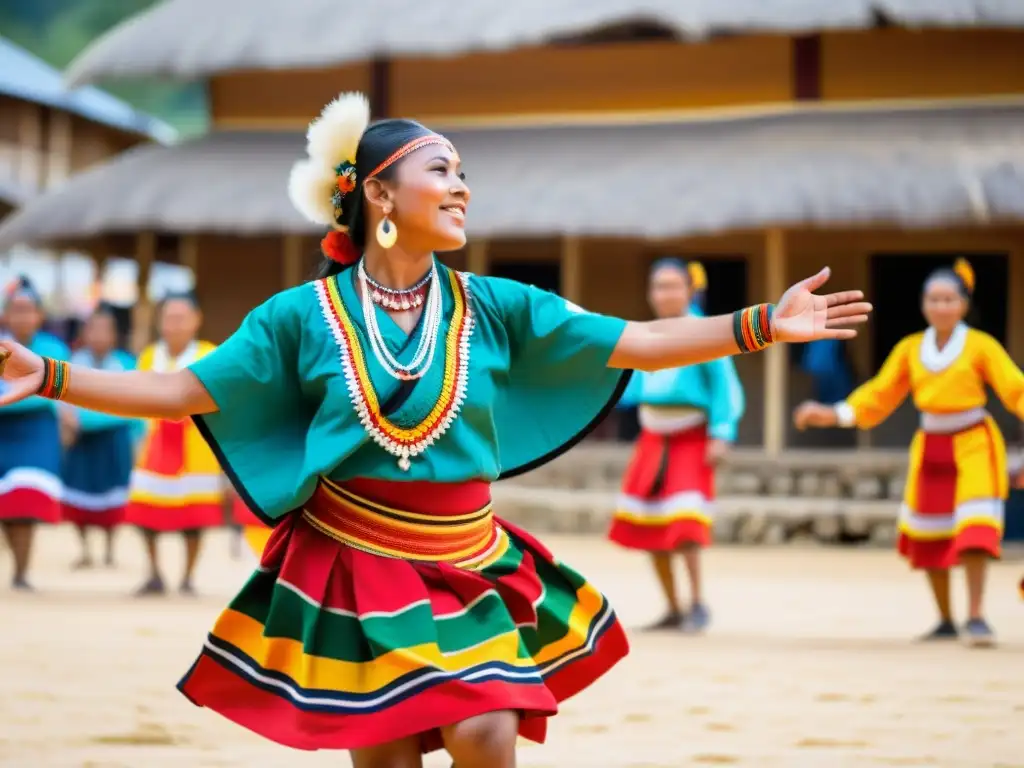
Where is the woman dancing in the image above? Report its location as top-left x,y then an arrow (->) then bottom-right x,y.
0,277 -> 68,590
794,260 -> 1015,647
609,259 -> 744,633
125,293 -> 224,595
61,304 -> 140,569
0,92 -> 870,766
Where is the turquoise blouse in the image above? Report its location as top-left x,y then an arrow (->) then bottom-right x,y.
0,332 -> 69,416
67,349 -> 144,436
617,358 -> 745,442
191,263 -> 630,522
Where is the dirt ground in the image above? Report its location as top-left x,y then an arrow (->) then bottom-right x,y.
1,525 -> 1022,767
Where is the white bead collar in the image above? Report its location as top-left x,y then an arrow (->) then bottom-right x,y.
920,322 -> 967,373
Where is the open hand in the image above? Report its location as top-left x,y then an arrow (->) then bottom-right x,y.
705,438 -> 729,466
0,339 -> 44,407
793,400 -> 839,430
772,268 -> 872,343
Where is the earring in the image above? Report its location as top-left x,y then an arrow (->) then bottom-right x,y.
376,215 -> 398,249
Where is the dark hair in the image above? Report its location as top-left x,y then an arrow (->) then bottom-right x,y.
923,259 -> 974,301
159,290 -> 201,312
89,302 -> 118,321
315,118 -> 437,279
3,275 -> 42,309
648,257 -> 707,311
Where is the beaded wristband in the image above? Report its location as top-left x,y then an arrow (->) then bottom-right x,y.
733,303 -> 776,354
37,356 -> 70,400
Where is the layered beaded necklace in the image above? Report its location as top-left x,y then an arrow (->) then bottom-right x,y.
316,261 -> 474,471
357,260 -> 442,381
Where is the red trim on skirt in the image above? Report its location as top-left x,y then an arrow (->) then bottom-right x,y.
898,426 -> 1002,570
608,426 -> 713,551
0,489 -> 61,523
61,505 -> 125,529
125,501 -> 224,532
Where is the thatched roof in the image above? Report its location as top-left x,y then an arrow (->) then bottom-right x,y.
0,38 -> 175,143
67,0 -> 1024,85
1,103 -> 1022,250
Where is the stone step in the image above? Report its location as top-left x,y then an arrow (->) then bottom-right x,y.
492,482 -> 900,546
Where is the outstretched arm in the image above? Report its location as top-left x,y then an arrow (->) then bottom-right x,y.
609,268 -> 871,371
0,343 -> 215,419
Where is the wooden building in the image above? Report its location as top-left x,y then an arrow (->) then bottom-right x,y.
0,36 -> 174,201
2,2 -> 1024,453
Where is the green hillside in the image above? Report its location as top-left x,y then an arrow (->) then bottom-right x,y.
0,0 -> 207,136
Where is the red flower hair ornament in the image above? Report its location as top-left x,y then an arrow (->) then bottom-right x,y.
287,92 -> 371,267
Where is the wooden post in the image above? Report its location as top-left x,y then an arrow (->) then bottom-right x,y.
560,236 -> 582,303
179,234 -> 199,276
16,103 -> 43,191
131,232 -> 157,354
467,240 -> 489,275
46,111 -> 73,187
282,235 -> 303,288
763,229 -> 788,457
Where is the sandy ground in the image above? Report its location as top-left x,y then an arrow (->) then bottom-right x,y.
1,526 -> 1022,768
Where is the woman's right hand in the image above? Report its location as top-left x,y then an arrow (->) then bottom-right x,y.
793,400 -> 839,430
0,339 -> 44,406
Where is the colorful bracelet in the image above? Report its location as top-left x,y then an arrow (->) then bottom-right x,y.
733,303 -> 776,354
37,356 -> 70,400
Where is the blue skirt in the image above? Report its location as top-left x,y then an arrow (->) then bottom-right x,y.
62,426 -> 134,527
0,409 -> 62,523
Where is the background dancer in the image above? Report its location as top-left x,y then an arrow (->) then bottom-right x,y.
125,293 -> 223,595
795,259 -> 1017,647
609,259 -> 745,632
0,277 -> 68,591
61,304 -> 140,569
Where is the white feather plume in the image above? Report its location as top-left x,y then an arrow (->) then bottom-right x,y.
287,158 -> 339,226
306,91 -> 370,169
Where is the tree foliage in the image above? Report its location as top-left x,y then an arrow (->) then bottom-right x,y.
0,0 -> 207,136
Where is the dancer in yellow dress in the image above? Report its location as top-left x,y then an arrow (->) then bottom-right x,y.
795,260 -> 1019,646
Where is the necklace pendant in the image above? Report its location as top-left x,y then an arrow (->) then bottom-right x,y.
398,456 -> 412,471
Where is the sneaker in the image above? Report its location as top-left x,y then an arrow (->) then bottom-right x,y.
963,618 -> 996,648
917,619 -> 958,642
134,576 -> 166,597
681,603 -> 711,634
642,611 -> 685,632
11,576 -> 34,592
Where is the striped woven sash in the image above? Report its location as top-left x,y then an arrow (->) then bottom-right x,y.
303,477 -> 498,564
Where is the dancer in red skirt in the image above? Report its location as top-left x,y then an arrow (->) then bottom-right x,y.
609,259 -> 744,632
796,260 -> 1018,647
0,92 -> 870,766
125,293 -> 224,595
61,305 -> 140,569
0,277 -> 68,590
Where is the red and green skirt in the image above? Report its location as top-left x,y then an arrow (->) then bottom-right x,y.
177,477 -> 629,752
608,426 -> 714,551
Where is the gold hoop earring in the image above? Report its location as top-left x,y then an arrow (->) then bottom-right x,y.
376,215 -> 398,249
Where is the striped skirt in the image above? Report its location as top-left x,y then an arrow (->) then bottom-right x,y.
62,426 -> 134,528
0,410 -> 62,524
898,416 -> 1005,570
177,477 -> 629,752
126,418 -> 224,532
608,426 -> 714,551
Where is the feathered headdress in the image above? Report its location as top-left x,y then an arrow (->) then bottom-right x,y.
287,92 -> 371,266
